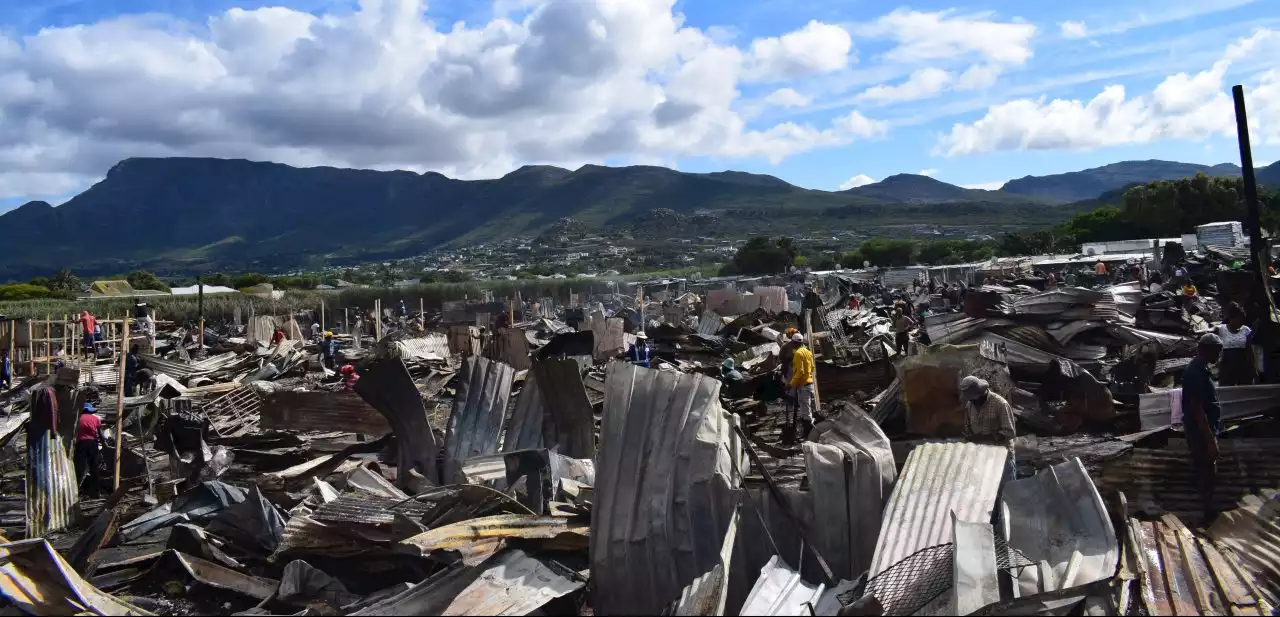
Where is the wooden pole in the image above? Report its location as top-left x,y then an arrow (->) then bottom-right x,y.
198,317 -> 205,350
113,318 -> 131,490
804,309 -> 821,411
344,308 -> 349,336
419,298 -> 424,319
44,315 -> 51,375
320,298 -> 325,333
26,320 -> 34,376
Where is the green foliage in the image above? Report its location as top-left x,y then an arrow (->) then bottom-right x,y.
271,275 -> 318,290
857,238 -> 916,267
49,268 -> 80,293
792,255 -> 809,268
125,270 -> 170,292
915,240 -> 995,265
0,284 -> 53,301
202,273 -> 232,287
731,236 -> 793,275
232,273 -> 269,288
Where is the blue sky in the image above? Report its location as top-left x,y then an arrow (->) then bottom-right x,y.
1,0 -> 1278,211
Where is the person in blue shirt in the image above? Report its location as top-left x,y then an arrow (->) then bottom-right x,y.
721,358 -> 743,382
398,300 -> 408,318
0,349 -> 10,390
627,331 -> 651,368
1182,332 -> 1223,525
320,331 -> 337,370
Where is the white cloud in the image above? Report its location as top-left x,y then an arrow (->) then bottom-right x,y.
745,20 -> 854,82
962,181 -> 1006,190
936,28 -> 1280,156
954,64 -> 1003,90
856,68 -> 952,103
763,87 -> 813,108
0,0 -> 884,199
1060,21 -> 1089,39
919,168 -> 939,176
856,10 -> 1037,66
839,174 -> 876,189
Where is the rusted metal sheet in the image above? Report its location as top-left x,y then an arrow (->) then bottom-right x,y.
276,493 -> 434,558
531,359 -> 595,459
1097,439 -> 1280,521
585,314 -> 625,360
356,359 -> 440,486
26,433 -> 77,538
445,356 -> 515,484
869,442 -> 1007,580
400,514 -> 588,562
1132,512 -> 1273,616
697,311 -> 723,336
447,325 -> 481,356
814,358 -> 895,400
1207,491 -> 1280,608
259,391 -> 391,435
0,538 -> 152,615
351,549 -> 584,616
900,344 -> 1015,437
484,328 -> 531,371
592,362 -> 741,615
158,550 -> 278,600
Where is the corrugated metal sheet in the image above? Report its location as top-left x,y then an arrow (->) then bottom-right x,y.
503,375 -> 545,453
352,549 -> 584,616
752,287 -> 789,314
815,359 -> 895,400
923,314 -> 1012,346
80,364 -> 120,388
802,409 -> 896,581
669,503 -> 738,616
484,328 -> 531,371
739,556 -> 827,616
26,433 -> 77,538
0,539 -> 152,615
1206,491 -> 1280,607
259,391 -> 391,435
1002,458 -> 1118,612
1131,513 -> 1275,616
400,514 -> 589,560
139,352 -> 242,379
445,356 -> 515,483
533,359 -> 596,460
584,314 -> 625,360
591,362 -> 741,615
355,359 -> 441,486
1097,439 -> 1280,521
384,333 -> 451,362
1138,385 -> 1280,430
869,442 -> 1007,579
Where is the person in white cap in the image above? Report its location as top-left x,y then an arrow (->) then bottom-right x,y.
1182,332 -> 1223,524
788,332 -> 816,436
627,331 -> 652,368
959,375 -> 1016,482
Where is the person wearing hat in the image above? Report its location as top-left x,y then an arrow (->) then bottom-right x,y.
74,402 -> 105,497
320,331 -> 337,370
959,375 -> 1016,482
627,331 -> 652,368
1182,332 -> 1224,524
788,333 -> 816,436
721,358 -> 743,383
778,327 -> 800,383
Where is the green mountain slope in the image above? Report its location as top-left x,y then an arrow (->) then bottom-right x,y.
1002,160 -> 1243,203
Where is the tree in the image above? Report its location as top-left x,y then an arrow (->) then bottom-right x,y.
731,237 -> 792,275
0,284 -> 53,301
49,268 -> 80,293
204,273 -> 232,287
232,273 -> 269,288
857,239 -> 915,267
125,270 -> 170,291
774,237 -> 799,266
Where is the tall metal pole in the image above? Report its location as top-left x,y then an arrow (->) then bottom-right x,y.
197,277 -> 205,350
1232,85 -> 1265,277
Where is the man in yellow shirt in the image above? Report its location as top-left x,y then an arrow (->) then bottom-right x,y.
789,333 -> 816,436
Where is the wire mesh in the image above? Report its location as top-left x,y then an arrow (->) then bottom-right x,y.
836,539 -> 1035,616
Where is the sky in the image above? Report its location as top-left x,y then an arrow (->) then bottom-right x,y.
1,0 -> 1279,211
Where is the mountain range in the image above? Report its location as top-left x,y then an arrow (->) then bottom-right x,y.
1,157 -> 1277,280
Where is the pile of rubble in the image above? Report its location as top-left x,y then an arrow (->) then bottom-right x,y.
0,272 -> 1275,617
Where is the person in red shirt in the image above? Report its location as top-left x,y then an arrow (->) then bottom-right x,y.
271,329 -> 286,346
79,311 -> 97,358
340,365 -> 359,391
75,403 -> 105,497
848,295 -> 861,310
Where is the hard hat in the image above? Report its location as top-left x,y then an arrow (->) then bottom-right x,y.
324,331 -> 333,337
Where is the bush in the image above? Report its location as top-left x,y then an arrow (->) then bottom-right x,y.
0,284 -> 53,301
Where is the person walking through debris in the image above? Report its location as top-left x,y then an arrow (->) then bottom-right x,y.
959,376 -> 1017,482
340,365 -> 359,391
124,345 -> 146,396
778,327 -> 799,382
0,349 -> 10,390
721,358 -> 743,384
272,328 -> 286,347
1216,302 -> 1256,386
627,331 -> 652,368
1094,260 -> 1108,284
79,311 -> 97,357
320,331 -> 337,370
789,333 -> 816,436
1182,333 -> 1223,524
892,308 -> 915,355
74,402 -> 104,497
311,321 -> 321,342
